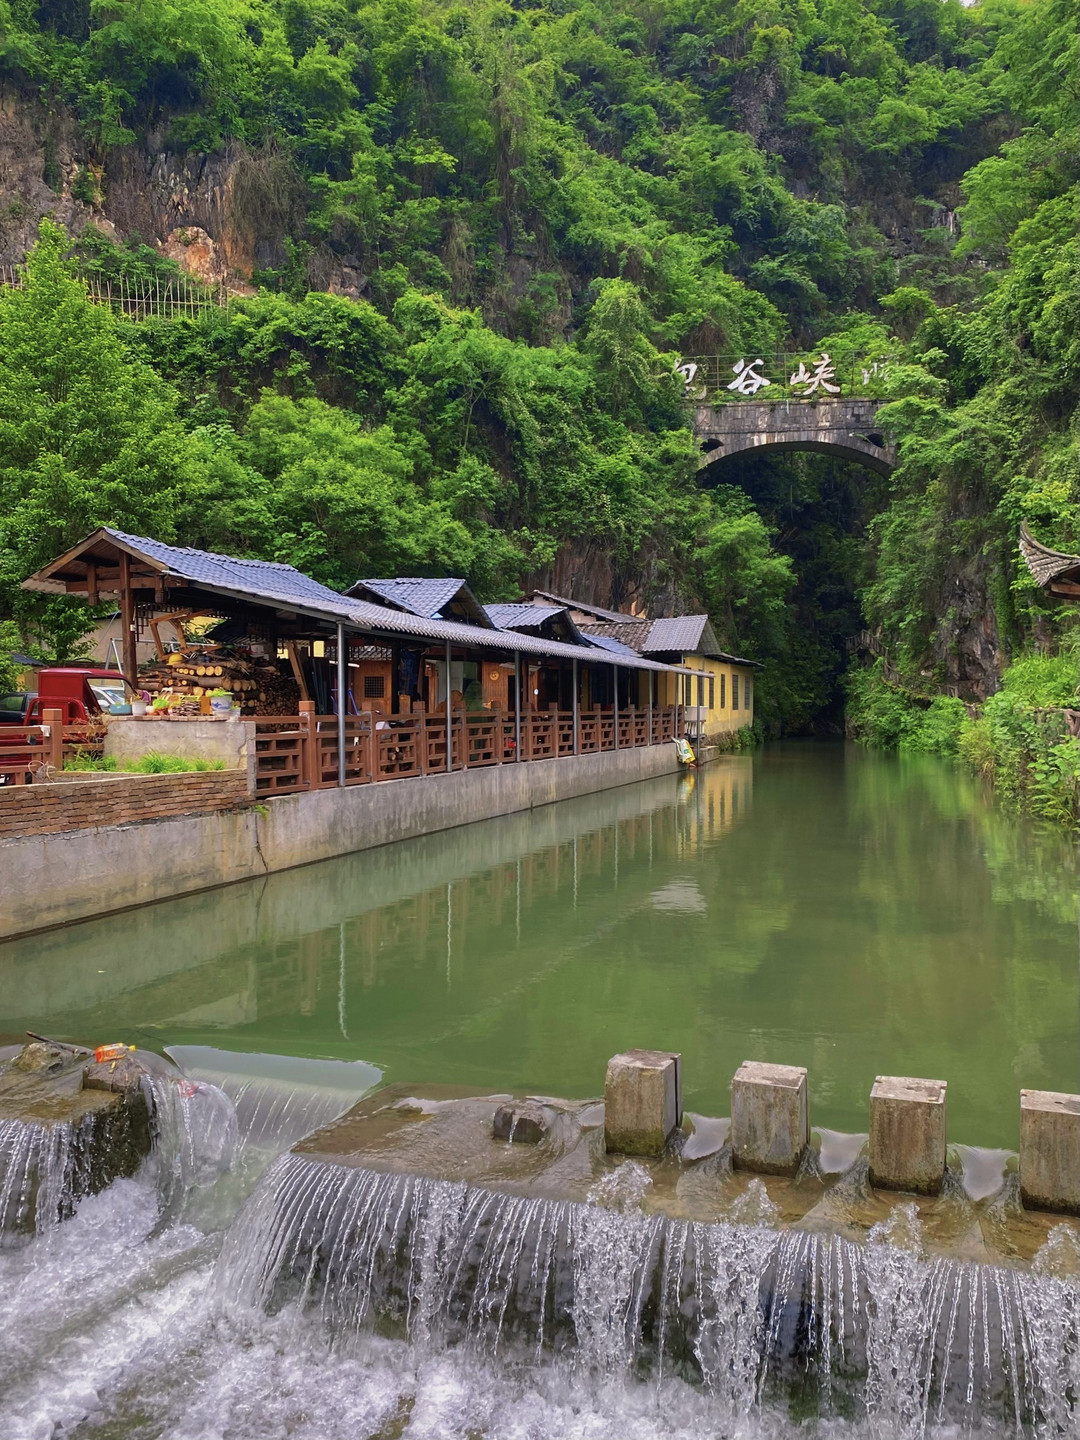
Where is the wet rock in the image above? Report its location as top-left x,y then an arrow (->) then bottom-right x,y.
0,1042 -> 154,1239
12,1041 -> 71,1074
492,1102 -> 548,1144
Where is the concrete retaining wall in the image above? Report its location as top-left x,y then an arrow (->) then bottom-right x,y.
0,744 -> 681,940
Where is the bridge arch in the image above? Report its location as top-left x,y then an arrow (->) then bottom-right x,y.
693,397 -> 896,478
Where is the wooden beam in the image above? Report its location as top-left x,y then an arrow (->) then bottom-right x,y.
85,563 -> 98,607
119,550 -> 137,685
285,640 -> 311,702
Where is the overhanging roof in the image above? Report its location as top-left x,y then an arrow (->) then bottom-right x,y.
23,529 -> 691,675
1019,523 -> 1080,596
348,576 -> 494,627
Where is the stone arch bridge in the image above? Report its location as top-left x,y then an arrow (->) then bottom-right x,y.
694,397 -> 896,476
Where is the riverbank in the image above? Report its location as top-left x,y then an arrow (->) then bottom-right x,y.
1,740 -> 682,940
845,650 -> 1079,827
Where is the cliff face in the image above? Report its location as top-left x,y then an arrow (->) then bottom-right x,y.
0,82 -> 278,290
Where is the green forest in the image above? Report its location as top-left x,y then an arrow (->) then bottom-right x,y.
0,0 -> 1076,816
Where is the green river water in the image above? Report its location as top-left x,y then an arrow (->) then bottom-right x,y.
2,741 -> 1076,1149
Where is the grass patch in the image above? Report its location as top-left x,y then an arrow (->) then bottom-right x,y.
64,752 -> 228,774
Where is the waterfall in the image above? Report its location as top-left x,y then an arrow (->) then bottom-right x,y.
0,1114 -> 81,1241
217,1153 -> 1080,1436
140,1072 -> 238,1225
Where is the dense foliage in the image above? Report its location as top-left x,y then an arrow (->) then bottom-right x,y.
0,0 -> 1076,770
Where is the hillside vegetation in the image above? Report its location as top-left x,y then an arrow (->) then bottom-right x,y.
0,0 -> 1075,796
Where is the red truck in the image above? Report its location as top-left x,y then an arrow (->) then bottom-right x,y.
0,667 -> 134,783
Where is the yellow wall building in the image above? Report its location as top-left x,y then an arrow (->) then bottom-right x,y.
641,617 -> 758,739
526,594 -> 760,742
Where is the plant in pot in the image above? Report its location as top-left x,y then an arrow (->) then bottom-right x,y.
208,687 -> 234,717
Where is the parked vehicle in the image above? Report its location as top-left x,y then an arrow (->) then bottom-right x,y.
0,667 -> 135,784
0,667 -> 135,726
0,693 -> 33,724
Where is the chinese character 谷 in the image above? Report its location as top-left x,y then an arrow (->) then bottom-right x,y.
789,353 -> 840,395
726,358 -> 771,396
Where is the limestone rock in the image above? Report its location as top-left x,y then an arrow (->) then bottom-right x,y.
492,1102 -> 548,1144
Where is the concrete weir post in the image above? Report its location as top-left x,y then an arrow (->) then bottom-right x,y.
1019,1089 -> 1080,1215
604,1049 -> 682,1157
868,1076 -> 946,1195
730,1061 -> 809,1176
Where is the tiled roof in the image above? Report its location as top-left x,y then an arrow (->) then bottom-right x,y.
642,615 -> 712,655
528,589 -> 643,625
348,577 -> 470,618
483,603 -> 564,630
104,529 -> 348,609
583,632 -> 645,658
23,529 -> 690,675
1019,523 -> 1080,588
578,620 -> 652,653
643,615 -> 760,667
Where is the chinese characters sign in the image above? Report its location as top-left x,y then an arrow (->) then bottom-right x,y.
676,353 -> 892,399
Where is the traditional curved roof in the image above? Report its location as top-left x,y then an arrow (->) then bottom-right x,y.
1019,523 -> 1080,596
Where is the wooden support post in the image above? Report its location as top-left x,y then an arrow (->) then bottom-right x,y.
42,708 -> 64,777
336,623 -> 347,787
492,703 -> 503,764
647,671 -> 653,745
119,551 -> 137,686
612,664 -> 619,750
514,652 -> 522,763
390,640 -> 401,715
445,640 -> 453,772
572,656 -> 579,755
298,700 -> 315,789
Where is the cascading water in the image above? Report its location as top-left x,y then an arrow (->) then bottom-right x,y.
0,1113 -> 81,1240
217,1153 -> 1080,1437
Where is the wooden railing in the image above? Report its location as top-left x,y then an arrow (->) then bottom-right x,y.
254,703 -> 684,797
0,709 -> 103,786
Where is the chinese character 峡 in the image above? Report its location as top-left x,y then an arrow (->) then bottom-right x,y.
789,353 -> 840,395
726,358 -> 772,395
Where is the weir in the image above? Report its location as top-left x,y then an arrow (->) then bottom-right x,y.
215,1099 -> 1080,1436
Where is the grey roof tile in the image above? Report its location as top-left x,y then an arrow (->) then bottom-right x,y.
349,576 -> 469,618
583,632 -> 644,658
483,602 -> 564,629
31,529 -> 690,675
528,589 -> 642,625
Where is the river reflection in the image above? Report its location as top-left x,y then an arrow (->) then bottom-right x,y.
1,743 -> 1075,1146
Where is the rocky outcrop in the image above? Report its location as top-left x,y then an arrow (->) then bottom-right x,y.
0,82 -> 292,289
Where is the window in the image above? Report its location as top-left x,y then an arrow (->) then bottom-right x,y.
745,677 -> 752,710
719,673 -> 726,709
363,675 -> 385,698
697,674 -> 705,707
708,675 -> 714,709
732,673 -> 739,710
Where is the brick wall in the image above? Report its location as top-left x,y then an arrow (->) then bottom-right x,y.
0,771 -> 251,838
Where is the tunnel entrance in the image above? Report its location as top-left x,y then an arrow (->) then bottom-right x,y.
701,448 -> 890,735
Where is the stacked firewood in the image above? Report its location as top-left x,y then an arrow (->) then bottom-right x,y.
138,647 -> 301,716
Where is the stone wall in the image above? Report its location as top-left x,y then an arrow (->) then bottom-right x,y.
105,718 -> 258,785
0,743 -> 682,939
0,770 -> 251,839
